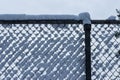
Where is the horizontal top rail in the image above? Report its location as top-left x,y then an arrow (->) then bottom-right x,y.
92,20 -> 120,24
0,20 -> 120,24
0,20 -> 82,24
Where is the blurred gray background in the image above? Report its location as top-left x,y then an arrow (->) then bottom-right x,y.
0,0 -> 120,19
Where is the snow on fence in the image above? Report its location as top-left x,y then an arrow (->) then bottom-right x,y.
0,13 -> 120,80
91,24 -> 120,80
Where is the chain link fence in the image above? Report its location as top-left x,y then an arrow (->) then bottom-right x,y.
0,23 -> 85,80
91,24 -> 120,80
0,19 -> 120,80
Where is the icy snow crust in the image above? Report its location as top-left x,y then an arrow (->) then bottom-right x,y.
0,14 -> 77,20
0,12 -> 91,24
107,16 -> 116,20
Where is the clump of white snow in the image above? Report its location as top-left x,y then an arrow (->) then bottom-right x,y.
0,14 -> 26,20
25,15 -> 78,20
107,16 -> 116,20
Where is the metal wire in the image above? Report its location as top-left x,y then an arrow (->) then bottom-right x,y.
0,20 -> 120,80
91,24 -> 120,80
0,23 -> 85,80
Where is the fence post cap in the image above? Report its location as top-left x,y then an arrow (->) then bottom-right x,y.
78,12 -> 91,24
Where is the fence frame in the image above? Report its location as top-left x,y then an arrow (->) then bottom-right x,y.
0,19 -> 120,80
0,20 -> 120,24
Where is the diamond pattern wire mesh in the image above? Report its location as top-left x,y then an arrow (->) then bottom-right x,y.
91,24 -> 120,80
0,24 -> 85,80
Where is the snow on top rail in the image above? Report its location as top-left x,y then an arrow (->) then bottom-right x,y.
0,12 -> 91,24
0,13 -> 120,24
0,14 -> 78,20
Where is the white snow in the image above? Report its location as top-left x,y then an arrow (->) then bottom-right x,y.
0,12 -> 91,24
107,16 -> 116,20
25,15 -> 78,20
0,14 -> 26,20
0,14 -> 78,20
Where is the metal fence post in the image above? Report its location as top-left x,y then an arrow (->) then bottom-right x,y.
84,24 -> 91,80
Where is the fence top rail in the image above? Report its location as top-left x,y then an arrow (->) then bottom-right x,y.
0,20 -> 120,24
92,20 -> 120,24
0,14 -> 119,24
0,20 -> 82,24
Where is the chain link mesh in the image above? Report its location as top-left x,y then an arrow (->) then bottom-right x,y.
91,24 -> 120,80
0,24 -> 85,80
0,21 -> 120,80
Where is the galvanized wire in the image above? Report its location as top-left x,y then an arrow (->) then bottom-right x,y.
91,24 -> 120,80
0,24 -> 85,80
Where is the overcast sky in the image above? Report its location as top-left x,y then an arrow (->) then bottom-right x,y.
0,0 -> 120,19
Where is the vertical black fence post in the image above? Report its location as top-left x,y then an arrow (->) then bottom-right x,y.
84,24 -> 91,80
